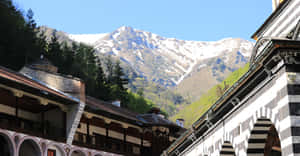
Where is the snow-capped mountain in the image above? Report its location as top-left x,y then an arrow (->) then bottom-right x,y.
69,33 -> 107,46
69,26 -> 253,90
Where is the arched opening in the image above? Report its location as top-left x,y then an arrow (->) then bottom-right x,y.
19,139 -> 41,156
264,125 -> 281,156
0,133 -> 14,156
47,144 -> 65,156
247,118 -> 281,156
70,150 -> 85,156
220,141 -> 235,156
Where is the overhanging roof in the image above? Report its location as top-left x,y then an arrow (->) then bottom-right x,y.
0,66 -> 79,105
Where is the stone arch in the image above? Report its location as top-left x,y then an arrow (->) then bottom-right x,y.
219,141 -> 235,156
45,143 -> 66,156
70,148 -> 86,156
245,107 -> 281,146
93,153 -> 103,156
246,117 -> 281,156
0,130 -> 15,156
17,137 -> 42,156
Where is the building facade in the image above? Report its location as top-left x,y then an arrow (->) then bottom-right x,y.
0,58 -> 184,156
164,0 -> 300,156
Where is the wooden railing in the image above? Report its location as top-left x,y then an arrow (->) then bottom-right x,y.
0,113 -> 65,142
73,132 -> 142,156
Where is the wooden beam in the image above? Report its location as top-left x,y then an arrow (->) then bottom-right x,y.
42,111 -> 45,137
15,96 -> 19,127
87,118 -> 90,143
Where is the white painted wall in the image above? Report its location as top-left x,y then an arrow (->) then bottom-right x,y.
262,0 -> 300,38
184,71 -> 290,156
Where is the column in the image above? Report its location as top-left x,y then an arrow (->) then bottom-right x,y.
41,111 -> 45,137
86,119 -> 90,143
123,128 -> 127,152
140,130 -> 144,154
15,97 -> 19,128
105,123 -> 109,149
63,111 -> 67,138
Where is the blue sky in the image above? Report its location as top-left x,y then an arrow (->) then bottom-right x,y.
14,0 -> 271,41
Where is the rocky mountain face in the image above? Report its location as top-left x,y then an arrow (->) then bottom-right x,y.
69,26 -> 254,102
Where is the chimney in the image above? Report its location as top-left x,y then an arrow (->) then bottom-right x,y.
28,56 -> 58,73
19,58 -> 84,100
176,119 -> 185,128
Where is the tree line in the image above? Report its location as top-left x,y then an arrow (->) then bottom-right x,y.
0,0 -> 156,112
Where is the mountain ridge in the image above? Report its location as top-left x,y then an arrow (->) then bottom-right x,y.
44,25 -> 254,116
68,26 -> 254,87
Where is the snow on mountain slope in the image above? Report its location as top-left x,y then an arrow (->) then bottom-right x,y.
68,26 -> 254,87
68,33 -> 108,45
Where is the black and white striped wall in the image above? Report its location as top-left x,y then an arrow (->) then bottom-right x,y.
178,62 -> 300,156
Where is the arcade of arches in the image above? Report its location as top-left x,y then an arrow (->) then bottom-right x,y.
217,118 -> 281,156
0,131 -> 110,156
0,119 -> 282,156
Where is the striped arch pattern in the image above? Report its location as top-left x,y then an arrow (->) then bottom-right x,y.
245,107 -> 281,148
246,118 -> 273,156
220,141 -> 235,156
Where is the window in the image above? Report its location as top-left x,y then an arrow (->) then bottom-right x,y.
48,149 -> 56,156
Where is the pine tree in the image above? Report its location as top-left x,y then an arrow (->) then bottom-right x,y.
0,1 -> 41,70
112,60 -> 128,89
46,31 -> 62,65
110,60 -> 129,107
106,55 -> 114,83
95,58 -> 110,100
0,0 -> 156,114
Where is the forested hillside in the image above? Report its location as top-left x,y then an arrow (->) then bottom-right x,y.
171,64 -> 250,127
0,0 -> 159,114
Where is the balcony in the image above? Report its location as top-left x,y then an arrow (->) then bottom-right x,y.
0,112 -> 65,142
73,132 -> 142,156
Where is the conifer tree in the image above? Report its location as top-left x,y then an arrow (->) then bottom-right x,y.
95,59 -> 110,100
110,60 -> 129,107
0,0 -> 157,114
106,55 -> 114,83
113,60 -> 128,90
